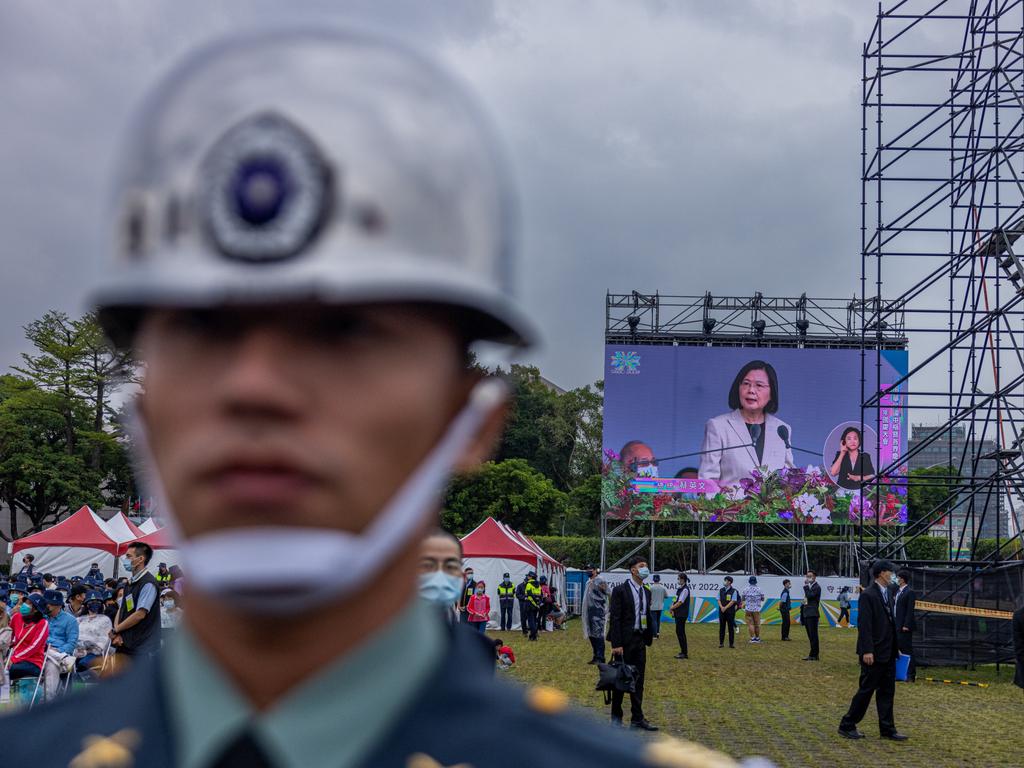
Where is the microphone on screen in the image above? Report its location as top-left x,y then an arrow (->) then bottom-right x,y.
777,425 -> 791,449
749,423 -> 762,444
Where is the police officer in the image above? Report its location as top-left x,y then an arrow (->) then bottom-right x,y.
779,578 -> 792,641
515,572 -> 530,636
497,572 -> 516,631
524,571 -> 543,641
0,27 -> 757,768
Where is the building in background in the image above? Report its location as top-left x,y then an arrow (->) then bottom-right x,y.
909,425 -> 1011,552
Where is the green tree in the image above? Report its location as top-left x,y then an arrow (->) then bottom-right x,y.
0,311 -> 137,540
14,311 -> 134,470
0,375 -> 106,539
443,458 -> 568,535
496,365 -> 603,492
906,465 -> 958,527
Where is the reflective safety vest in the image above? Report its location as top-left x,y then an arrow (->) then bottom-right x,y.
524,581 -> 542,608
155,572 -> 171,585
497,582 -> 515,600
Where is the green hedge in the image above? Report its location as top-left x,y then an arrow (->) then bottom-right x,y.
903,536 -> 949,561
531,532 -> 991,572
973,537 -> 1024,560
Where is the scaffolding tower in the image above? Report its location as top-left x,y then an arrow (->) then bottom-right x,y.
861,0 -> 1024,568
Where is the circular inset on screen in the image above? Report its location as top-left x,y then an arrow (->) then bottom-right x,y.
823,422 -> 879,493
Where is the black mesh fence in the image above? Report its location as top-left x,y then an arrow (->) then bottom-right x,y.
874,561 -> 1023,668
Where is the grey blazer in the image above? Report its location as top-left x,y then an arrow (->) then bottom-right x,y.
698,409 -> 795,486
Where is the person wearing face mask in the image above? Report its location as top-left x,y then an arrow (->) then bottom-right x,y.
523,572 -> 543,641
66,585 -> 89,618
160,590 -> 183,632
620,440 -> 658,477
111,542 -> 161,661
16,554 -> 35,580
0,588 -> 11,657
76,591 -> 113,673
497,573 -> 516,631
582,575 -> 609,664
607,557 -> 658,731
838,560 -> 908,741
466,582 -> 491,634
418,530 -> 466,626
41,590 -> 79,699
718,576 -> 739,649
801,570 -> 822,661
7,582 -> 28,617
8,593 -> 49,687
458,567 -> 477,625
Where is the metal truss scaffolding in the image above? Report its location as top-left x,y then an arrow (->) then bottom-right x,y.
861,1 -> 1024,568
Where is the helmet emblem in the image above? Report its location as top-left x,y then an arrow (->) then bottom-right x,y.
200,112 -> 332,262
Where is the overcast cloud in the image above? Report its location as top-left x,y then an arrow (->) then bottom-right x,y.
0,0 -> 871,389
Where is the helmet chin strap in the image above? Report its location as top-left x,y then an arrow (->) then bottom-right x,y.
128,378 -> 506,614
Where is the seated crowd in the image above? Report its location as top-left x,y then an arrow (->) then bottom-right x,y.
1,545 -> 184,704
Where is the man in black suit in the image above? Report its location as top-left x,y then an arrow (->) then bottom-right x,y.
893,569 -> 917,682
802,570 -> 822,660
607,556 -> 658,731
838,560 -> 909,741
1012,604 -> 1024,695
779,578 -> 792,641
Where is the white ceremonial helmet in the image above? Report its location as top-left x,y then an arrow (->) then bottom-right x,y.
97,28 -> 534,612
91,27 -> 535,349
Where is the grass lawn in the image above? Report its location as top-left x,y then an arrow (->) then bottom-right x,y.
497,620 -> 1022,768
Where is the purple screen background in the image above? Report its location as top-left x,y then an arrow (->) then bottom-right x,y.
603,345 -> 908,478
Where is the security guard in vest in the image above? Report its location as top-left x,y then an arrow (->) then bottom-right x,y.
113,542 -> 161,659
155,562 -> 173,588
0,27 -> 758,768
497,572 -> 516,631
524,571 -> 543,641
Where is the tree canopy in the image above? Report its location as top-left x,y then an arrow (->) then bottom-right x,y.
0,312 -> 136,540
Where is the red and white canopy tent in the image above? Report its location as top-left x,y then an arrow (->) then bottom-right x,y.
99,511 -> 146,545
8,506 -> 121,578
137,518 -> 161,535
460,517 -> 566,629
132,525 -> 183,575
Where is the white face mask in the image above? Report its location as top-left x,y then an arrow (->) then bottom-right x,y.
130,379 -> 506,615
634,463 -> 658,478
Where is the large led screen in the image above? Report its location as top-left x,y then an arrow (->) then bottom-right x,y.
602,345 -> 908,525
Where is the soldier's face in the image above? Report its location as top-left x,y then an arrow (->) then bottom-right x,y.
137,303 -> 477,540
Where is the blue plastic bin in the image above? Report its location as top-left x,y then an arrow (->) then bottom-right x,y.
895,652 -> 911,681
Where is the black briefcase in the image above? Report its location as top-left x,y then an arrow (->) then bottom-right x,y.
595,659 -> 638,704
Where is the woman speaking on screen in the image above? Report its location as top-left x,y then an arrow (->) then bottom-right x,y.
698,360 -> 795,486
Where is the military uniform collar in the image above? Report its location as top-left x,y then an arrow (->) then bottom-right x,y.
163,597 -> 445,768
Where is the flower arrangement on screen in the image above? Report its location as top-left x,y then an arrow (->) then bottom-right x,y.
601,450 -> 908,525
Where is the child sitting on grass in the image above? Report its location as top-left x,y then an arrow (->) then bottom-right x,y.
493,638 -> 516,670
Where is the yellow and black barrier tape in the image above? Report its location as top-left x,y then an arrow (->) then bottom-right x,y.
915,600 -> 1014,620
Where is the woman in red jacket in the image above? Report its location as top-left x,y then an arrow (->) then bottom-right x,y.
466,581 -> 491,634
8,593 -> 49,681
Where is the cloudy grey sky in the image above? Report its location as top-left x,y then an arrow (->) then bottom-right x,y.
0,0 -> 872,390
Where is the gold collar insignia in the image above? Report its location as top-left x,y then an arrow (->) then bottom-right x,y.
69,728 -> 140,768
406,753 -> 473,768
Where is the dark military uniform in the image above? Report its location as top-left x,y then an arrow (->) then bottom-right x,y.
0,620 -> 735,768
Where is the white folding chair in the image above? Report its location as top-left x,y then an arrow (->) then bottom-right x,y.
3,643 -> 43,710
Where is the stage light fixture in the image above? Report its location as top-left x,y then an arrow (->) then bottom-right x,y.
702,317 -> 716,334
752,319 -> 766,336
796,318 -> 810,335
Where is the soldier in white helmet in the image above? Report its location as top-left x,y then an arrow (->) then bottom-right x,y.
0,28 -> 760,768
